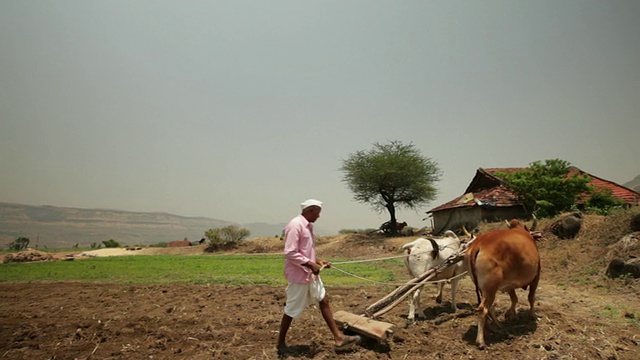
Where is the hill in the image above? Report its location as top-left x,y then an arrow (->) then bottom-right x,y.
624,174 -> 640,192
0,202 -> 286,248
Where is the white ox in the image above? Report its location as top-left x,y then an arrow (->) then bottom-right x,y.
402,230 -> 467,320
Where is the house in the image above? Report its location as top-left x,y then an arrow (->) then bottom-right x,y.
428,167 -> 640,234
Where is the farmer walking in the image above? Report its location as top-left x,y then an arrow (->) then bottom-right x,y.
276,199 -> 360,356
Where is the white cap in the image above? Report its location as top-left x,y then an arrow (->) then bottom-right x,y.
300,199 -> 323,211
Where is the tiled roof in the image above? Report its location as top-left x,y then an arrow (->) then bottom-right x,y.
429,167 -> 640,213
429,184 -> 521,213
576,170 -> 640,204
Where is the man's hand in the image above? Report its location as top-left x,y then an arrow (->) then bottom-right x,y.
305,261 -> 322,275
305,259 -> 332,274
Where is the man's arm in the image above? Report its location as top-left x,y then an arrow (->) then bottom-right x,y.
302,261 -> 322,274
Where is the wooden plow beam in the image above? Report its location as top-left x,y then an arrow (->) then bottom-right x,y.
333,245 -> 469,342
365,252 -> 465,318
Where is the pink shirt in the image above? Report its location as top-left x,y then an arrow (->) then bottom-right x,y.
283,214 -> 316,284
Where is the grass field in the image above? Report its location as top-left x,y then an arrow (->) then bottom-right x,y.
0,254 -> 399,286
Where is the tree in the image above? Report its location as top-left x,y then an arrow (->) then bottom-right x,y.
8,237 -> 30,251
495,159 -> 591,218
205,225 -> 251,245
340,141 -> 442,235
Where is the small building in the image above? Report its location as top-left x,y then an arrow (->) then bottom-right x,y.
167,239 -> 192,247
428,167 -> 640,234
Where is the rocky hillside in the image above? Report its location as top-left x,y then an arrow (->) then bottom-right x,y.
0,202 -> 285,248
624,174 -> 640,192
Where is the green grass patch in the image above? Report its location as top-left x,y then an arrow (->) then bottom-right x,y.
0,255 -> 397,286
600,304 -> 640,328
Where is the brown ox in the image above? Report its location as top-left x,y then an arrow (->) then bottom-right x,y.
465,220 -> 541,348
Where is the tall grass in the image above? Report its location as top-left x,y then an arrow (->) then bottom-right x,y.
581,205 -> 640,245
0,254 -> 397,286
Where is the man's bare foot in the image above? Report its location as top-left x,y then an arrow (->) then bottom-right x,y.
276,343 -> 289,357
335,335 -> 361,351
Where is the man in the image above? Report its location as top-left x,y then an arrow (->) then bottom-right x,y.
276,199 -> 360,356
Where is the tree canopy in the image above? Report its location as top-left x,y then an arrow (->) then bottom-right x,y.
340,141 -> 442,234
495,159 -> 591,218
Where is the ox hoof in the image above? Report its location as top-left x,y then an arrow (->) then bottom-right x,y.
505,310 -> 516,320
487,320 -> 501,331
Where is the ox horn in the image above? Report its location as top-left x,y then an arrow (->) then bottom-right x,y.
504,219 -> 510,228
462,225 -> 471,238
530,214 -> 538,231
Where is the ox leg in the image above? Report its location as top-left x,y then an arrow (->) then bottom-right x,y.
435,282 -> 444,304
528,275 -> 540,319
449,278 -> 460,312
476,291 -> 496,349
506,290 -> 518,320
408,286 -> 423,321
487,303 -> 501,329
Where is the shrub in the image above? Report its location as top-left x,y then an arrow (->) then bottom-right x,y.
102,239 -> 121,248
204,225 -> 250,245
584,188 -> 625,215
8,237 -> 30,251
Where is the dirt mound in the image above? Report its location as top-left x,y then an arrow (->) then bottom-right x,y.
238,236 -> 283,253
3,250 -> 55,263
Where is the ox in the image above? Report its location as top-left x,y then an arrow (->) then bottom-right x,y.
402,230 -> 466,320
465,220 -> 541,348
380,221 -> 408,235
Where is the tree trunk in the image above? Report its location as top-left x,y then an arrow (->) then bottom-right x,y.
386,203 -> 397,235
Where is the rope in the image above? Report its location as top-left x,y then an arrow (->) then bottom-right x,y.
322,240 -> 471,286
331,254 -> 407,265
327,263 -> 468,287
330,242 -> 463,266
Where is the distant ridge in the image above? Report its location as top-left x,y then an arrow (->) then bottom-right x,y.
623,175 -> 640,192
0,202 -> 287,248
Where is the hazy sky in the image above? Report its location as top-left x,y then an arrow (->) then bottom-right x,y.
1,1 -> 639,234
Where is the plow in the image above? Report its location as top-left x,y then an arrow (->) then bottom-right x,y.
332,244 -> 470,342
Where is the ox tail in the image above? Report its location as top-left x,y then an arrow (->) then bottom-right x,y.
427,238 -> 439,260
467,246 -> 482,305
402,240 -> 419,259
401,240 -> 418,254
